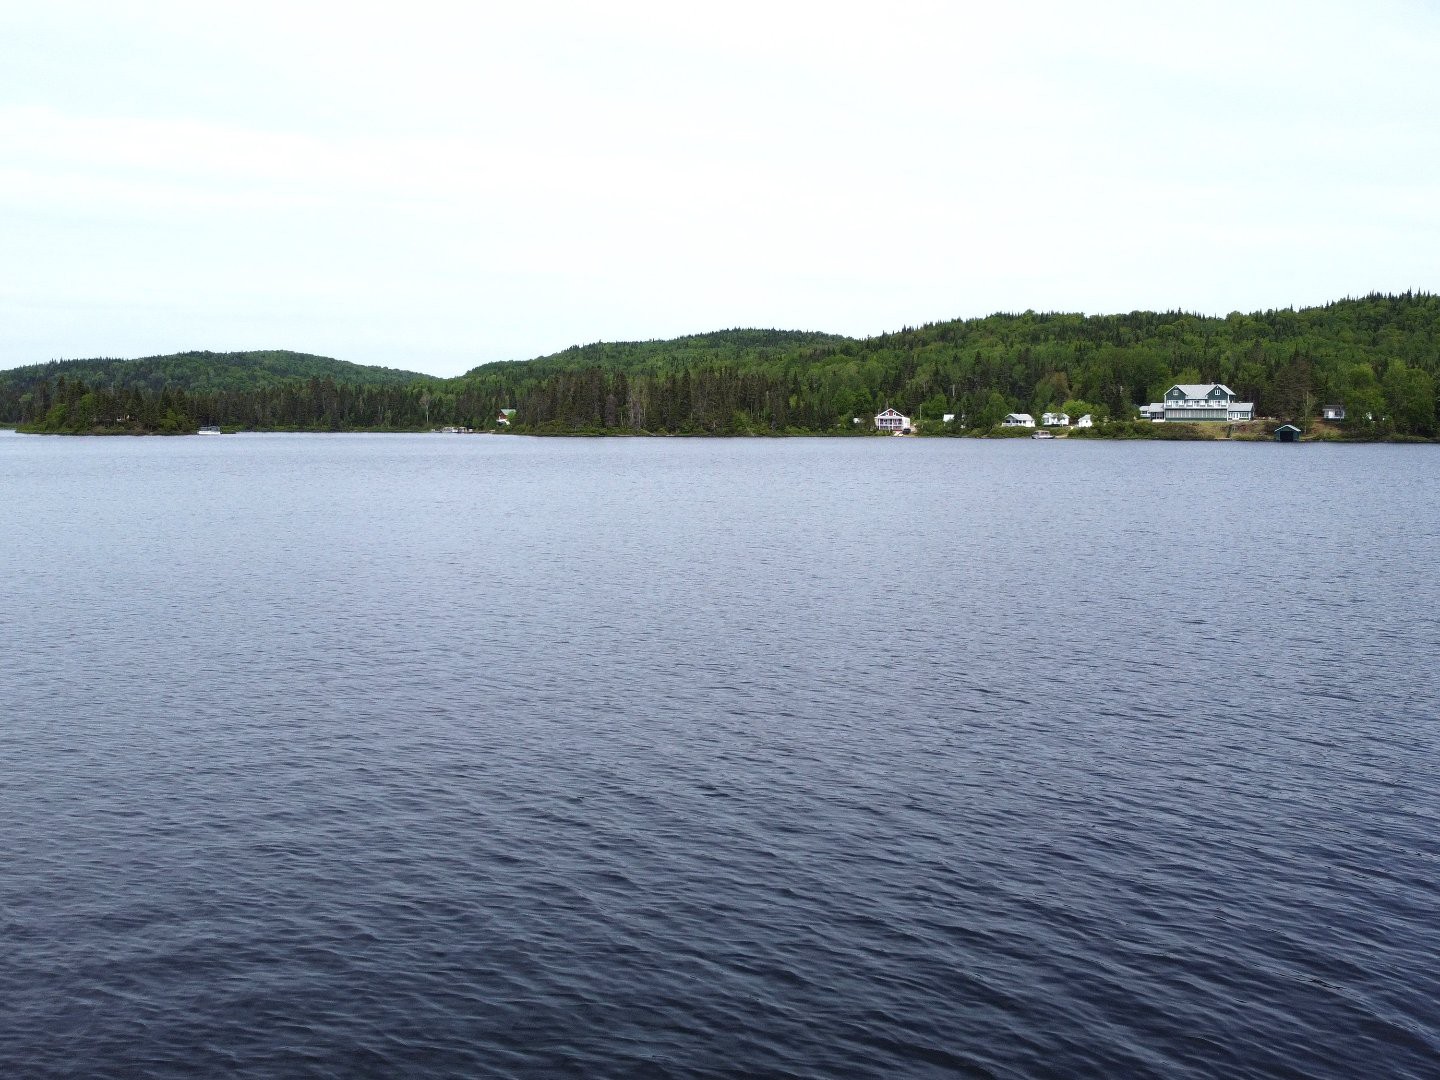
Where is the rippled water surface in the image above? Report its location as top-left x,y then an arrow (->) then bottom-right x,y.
3,432 -> 1439,1079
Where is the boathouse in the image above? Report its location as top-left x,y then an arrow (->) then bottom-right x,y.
1274,424 -> 1302,442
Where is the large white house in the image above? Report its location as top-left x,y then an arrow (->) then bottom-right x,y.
1041,411 -> 1070,427
1002,413 -> 1035,428
874,408 -> 911,432
1159,384 -> 1254,422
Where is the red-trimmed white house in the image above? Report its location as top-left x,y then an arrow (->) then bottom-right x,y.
874,408 -> 911,433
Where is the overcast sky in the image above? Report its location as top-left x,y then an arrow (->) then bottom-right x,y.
3,1 -> 1437,377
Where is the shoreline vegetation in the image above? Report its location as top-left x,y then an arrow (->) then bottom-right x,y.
3,294 -> 1437,440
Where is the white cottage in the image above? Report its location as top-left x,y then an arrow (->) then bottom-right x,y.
1001,413 -> 1035,428
1321,405 -> 1346,421
1075,414 -> 1093,428
874,408 -> 911,433
1041,411 -> 1070,427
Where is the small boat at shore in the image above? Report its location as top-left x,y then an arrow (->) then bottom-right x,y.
197,426 -> 223,435
1031,430 -> 1056,439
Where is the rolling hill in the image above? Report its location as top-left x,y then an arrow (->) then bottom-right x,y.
0,349 -> 438,397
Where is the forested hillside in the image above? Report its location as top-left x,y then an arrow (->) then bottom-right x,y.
451,293 -> 1439,436
469,329 -> 849,378
0,350 -> 435,396
4,295 -> 1437,436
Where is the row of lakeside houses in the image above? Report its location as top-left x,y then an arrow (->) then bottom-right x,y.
878,384 -> 1271,432
874,407 -> 1095,432
482,386 -> 1342,434
999,412 -> 1094,428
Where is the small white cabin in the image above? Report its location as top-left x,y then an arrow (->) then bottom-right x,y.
1075,414 -> 1093,428
1002,413 -> 1035,428
1041,411 -> 1070,427
874,408 -> 911,433
1321,405 -> 1345,421
942,413 -> 956,423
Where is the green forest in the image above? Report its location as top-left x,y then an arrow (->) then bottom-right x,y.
3,294 -> 1437,437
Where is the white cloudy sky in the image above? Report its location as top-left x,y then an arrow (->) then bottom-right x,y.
3,1 -> 1437,376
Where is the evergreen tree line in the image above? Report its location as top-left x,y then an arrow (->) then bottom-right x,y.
6,375 -> 510,434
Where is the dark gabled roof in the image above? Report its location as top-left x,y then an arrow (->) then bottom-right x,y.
1168,383 -> 1235,398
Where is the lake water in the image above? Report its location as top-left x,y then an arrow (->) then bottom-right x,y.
2,432 -> 1438,1079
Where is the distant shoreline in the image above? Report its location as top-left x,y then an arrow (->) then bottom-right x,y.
4,296 -> 1437,441
8,420 -> 1428,440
